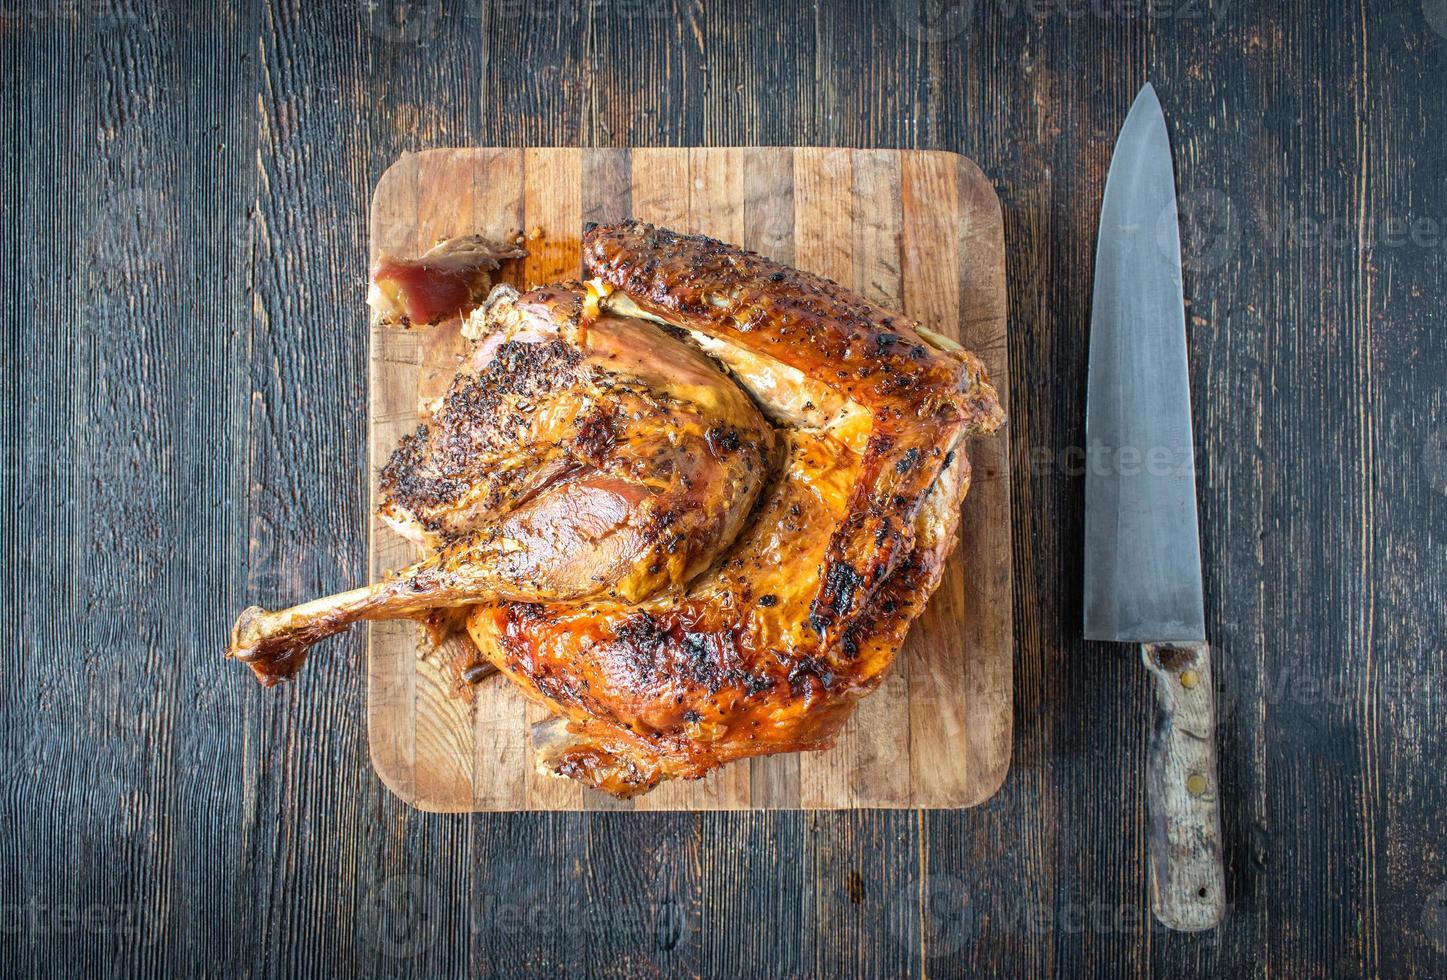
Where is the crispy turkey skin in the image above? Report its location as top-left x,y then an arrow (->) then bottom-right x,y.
227,221 -> 1004,798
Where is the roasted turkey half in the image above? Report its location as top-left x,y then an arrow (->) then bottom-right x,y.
228,221 -> 1004,798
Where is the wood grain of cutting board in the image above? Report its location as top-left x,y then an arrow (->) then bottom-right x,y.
366,147 -> 1012,812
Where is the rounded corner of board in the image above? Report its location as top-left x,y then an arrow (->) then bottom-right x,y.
366,740 -> 421,811
973,694 -> 1014,807
372,153 -> 418,204
955,156 -> 1004,218
962,741 -> 1012,809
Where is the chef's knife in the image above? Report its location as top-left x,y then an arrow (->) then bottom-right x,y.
1084,82 -> 1225,932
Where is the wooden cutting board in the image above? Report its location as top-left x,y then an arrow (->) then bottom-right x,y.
367,147 -> 1012,811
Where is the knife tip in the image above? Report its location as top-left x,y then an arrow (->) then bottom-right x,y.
1121,82 -> 1168,143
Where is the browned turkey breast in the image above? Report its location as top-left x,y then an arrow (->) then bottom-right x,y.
227,221 -> 1004,798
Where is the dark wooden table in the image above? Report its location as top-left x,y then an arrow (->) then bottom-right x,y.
5,1 -> 1445,976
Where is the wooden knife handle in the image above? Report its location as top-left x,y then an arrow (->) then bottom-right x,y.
1141,641 -> 1226,931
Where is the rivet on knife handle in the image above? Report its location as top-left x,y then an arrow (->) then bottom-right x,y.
1142,641 -> 1225,931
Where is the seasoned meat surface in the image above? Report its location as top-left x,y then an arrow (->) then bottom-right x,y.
227,222 -> 1003,798
229,281 -> 774,684
583,220 -> 1004,647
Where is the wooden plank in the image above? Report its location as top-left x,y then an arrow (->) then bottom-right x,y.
367,147 -> 1013,812
791,146 -> 861,809
739,147 -> 802,810
579,148 -> 637,814
408,149 -> 483,811
950,154 -> 1015,806
626,147 -> 707,813
900,151 -> 974,807
466,149 -> 530,813
367,151 -> 420,807
843,149 -> 913,808
520,148 -> 585,811
683,146 -> 752,811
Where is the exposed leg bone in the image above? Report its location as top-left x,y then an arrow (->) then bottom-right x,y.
230,560 -> 507,687
228,459 -> 766,685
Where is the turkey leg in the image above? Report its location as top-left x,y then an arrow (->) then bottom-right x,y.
231,473 -> 664,685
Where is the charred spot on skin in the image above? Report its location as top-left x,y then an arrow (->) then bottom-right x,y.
706,425 -> 742,456
839,622 -> 866,660
605,615 -> 679,689
573,408 -> 618,463
744,673 -> 774,697
824,561 -> 863,617
788,656 -> 835,698
757,594 -> 777,608
682,632 -> 722,691
895,447 -> 922,474
807,602 -> 828,636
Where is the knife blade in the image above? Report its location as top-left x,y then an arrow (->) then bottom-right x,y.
1083,82 -> 1225,932
1084,81 -> 1204,644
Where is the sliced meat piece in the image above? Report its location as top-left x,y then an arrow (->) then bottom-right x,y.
368,233 -> 525,328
